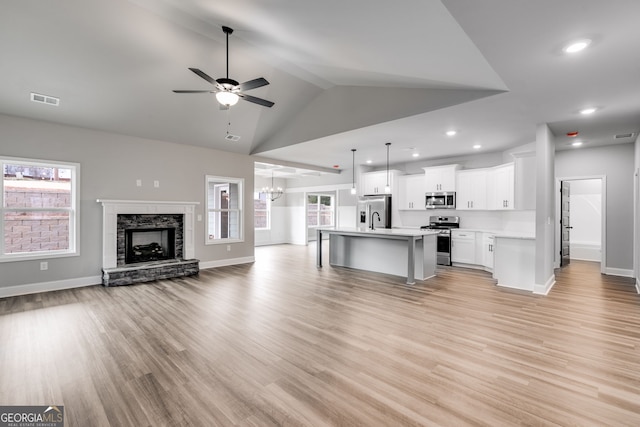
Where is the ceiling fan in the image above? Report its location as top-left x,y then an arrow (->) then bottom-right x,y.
173,26 -> 274,108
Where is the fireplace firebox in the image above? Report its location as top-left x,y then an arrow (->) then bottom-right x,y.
125,227 -> 176,264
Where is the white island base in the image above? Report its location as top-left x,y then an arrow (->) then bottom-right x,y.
493,235 -> 536,292
317,228 -> 437,284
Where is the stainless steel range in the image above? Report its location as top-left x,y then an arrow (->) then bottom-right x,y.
421,216 -> 460,266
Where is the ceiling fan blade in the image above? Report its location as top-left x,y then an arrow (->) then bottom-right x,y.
189,68 -> 217,85
239,93 -> 274,108
173,90 -> 214,93
238,77 -> 269,91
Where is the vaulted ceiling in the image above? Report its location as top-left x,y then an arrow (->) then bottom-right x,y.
1,0 -> 639,171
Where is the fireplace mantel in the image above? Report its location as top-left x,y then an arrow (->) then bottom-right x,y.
97,199 -> 199,270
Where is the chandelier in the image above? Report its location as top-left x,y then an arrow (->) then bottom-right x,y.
262,171 -> 283,201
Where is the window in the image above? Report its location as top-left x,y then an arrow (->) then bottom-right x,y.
307,194 -> 334,227
254,192 -> 270,230
206,175 -> 243,244
1,157 -> 80,261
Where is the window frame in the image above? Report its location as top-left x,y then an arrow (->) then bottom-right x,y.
0,156 -> 80,262
254,191 -> 271,231
306,193 -> 335,229
205,175 -> 244,245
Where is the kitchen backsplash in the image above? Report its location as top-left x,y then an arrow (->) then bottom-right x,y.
397,209 -> 535,233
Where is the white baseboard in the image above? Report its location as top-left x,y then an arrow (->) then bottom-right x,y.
199,256 -> 255,270
570,243 -> 601,262
255,240 -> 287,247
0,275 -> 102,299
603,267 -> 634,277
636,278 -> 640,294
533,274 -> 556,295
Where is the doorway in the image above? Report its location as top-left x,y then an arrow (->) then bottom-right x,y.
555,176 -> 606,273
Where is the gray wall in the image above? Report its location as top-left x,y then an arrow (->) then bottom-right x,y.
556,143 -> 635,270
535,124 -> 556,287
0,114 -> 255,288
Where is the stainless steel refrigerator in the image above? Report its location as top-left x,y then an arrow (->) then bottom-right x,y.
357,194 -> 392,229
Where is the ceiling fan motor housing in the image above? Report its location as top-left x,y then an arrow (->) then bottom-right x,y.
216,77 -> 240,89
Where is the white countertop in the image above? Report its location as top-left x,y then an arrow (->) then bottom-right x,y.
320,227 -> 439,237
455,228 -> 535,239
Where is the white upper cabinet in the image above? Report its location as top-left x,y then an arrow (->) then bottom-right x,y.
488,163 -> 515,210
456,169 -> 487,210
423,165 -> 459,192
398,175 -> 426,210
360,170 -> 400,195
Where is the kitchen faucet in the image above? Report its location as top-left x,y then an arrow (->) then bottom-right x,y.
370,211 -> 381,230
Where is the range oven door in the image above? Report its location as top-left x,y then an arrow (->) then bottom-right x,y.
436,233 -> 451,266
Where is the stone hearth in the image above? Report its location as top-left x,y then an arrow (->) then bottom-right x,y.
97,200 -> 200,286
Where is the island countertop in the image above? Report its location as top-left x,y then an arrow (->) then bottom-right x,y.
318,227 -> 440,237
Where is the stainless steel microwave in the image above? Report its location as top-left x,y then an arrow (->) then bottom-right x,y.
426,192 -> 456,209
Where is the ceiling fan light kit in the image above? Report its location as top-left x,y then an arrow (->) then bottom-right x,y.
173,26 -> 274,108
216,91 -> 239,106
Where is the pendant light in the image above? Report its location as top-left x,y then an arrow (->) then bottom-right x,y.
350,148 -> 357,195
384,142 -> 391,193
262,171 -> 283,202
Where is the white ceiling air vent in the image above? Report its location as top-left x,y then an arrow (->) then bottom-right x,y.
225,134 -> 241,142
615,132 -> 635,139
30,92 -> 60,106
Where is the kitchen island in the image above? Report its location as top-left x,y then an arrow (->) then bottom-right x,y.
316,228 -> 438,284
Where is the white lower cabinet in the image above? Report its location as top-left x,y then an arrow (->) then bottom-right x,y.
451,230 -> 495,272
451,230 -> 476,264
482,233 -> 495,271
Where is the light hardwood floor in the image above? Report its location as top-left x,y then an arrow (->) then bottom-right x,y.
1,243 -> 639,426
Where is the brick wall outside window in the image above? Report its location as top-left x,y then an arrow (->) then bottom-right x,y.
3,186 -> 71,253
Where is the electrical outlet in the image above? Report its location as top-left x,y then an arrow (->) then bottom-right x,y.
197,214 -> 202,222
136,179 -> 142,187
227,245 -> 231,252
154,180 -> 160,188
40,261 -> 48,271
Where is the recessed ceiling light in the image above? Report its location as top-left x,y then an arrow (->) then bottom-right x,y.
563,39 -> 591,54
580,107 -> 597,115
365,159 -> 372,164
446,130 -> 457,137
473,144 -> 482,149
571,141 -> 583,147
412,152 -> 419,158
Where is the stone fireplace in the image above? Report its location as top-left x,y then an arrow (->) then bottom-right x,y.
97,200 -> 200,286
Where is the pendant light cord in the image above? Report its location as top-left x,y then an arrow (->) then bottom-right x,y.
385,142 -> 391,186
351,149 -> 356,189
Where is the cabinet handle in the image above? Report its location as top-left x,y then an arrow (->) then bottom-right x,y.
471,201 -> 474,208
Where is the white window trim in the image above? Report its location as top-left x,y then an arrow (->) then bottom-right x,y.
254,191 -> 271,231
0,156 -> 80,262
205,175 -> 244,245
307,193 -> 335,229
